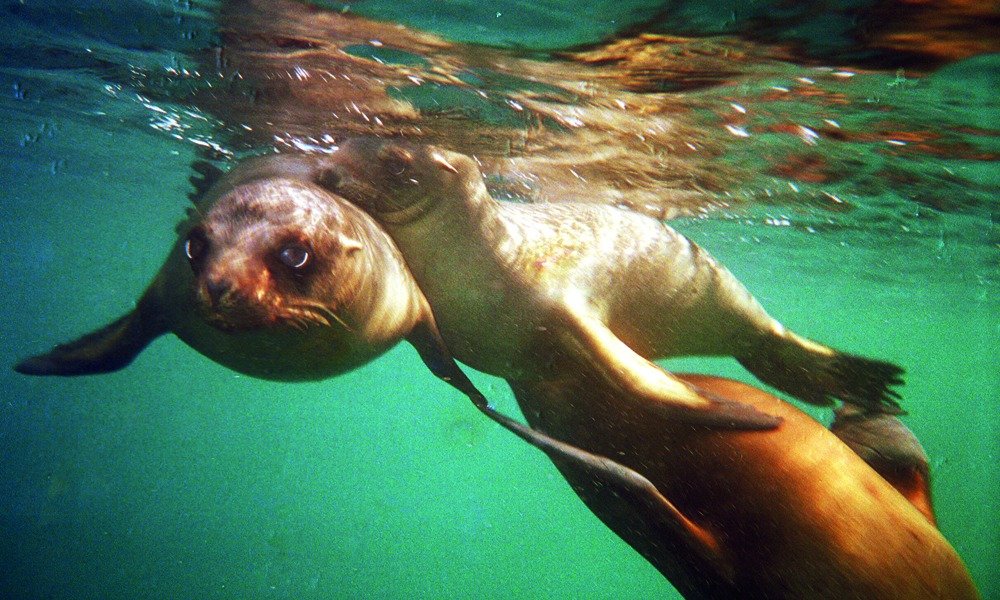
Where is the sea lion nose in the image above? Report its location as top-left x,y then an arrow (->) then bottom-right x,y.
204,278 -> 233,306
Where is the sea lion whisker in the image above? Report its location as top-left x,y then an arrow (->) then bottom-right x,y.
317,305 -> 353,332
287,301 -> 353,332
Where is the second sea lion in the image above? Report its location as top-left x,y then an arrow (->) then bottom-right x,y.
311,139 -> 905,427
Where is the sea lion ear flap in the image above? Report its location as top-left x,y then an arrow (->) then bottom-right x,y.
14,286 -> 169,377
339,233 -> 364,257
430,152 -> 459,174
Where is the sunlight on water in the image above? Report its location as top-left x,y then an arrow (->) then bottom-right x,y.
1,1 -> 996,599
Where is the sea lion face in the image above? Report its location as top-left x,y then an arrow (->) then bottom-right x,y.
318,139 -> 476,224
180,177 -> 363,333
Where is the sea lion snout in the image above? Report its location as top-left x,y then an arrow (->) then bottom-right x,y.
193,268 -> 277,331
204,277 -> 234,307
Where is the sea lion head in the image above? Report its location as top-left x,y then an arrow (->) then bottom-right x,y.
14,168 -> 428,382
179,177 -> 364,333
316,138 -> 485,225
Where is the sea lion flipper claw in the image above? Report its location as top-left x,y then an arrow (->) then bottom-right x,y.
558,307 -> 781,430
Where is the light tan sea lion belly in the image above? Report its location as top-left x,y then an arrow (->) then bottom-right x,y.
310,139 -> 904,428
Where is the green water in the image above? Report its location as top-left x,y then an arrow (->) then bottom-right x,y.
1,1 -> 997,599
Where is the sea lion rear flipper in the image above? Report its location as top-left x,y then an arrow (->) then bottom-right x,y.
14,289 -> 168,376
555,306 -> 781,430
831,403 -> 936,525
738,333 -> 906,414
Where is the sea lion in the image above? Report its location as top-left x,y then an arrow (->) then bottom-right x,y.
13,157 -> 486,398
14,155 -> 973,597
308,139 -> 904,427
507,372 -> 981,600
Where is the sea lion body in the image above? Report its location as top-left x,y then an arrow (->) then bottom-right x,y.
314,140 -> 904,426
510,373 -> 981,599
396,199 -> 777,375
15,158 -> 432,381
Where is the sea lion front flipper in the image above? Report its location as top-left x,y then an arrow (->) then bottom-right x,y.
404,322 -> 737,583
405,317 -> 495,411
831,403 -> 936,525
554,305 -> 781,430
14,285 -> 168,376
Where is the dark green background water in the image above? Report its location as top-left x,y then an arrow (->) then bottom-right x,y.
1,1 -> 997,598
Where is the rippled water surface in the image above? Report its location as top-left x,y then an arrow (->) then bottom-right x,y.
2,1 -> 997,599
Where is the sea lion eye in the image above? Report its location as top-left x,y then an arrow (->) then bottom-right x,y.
184,229 -> 208,270
278,243 -> 310,269
378,146 -> 413,178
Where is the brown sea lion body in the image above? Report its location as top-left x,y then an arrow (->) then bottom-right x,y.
311,139 -> 904,427
509,373 -> 981,600
15,157 -> 434,381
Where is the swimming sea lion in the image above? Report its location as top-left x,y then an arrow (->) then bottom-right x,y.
309,139 -> 904,428
14,154 -> 973,597
507,372 -> 981,600
14,157 -> 462,389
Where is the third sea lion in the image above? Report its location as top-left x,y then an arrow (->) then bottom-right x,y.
508,373 -> 980,599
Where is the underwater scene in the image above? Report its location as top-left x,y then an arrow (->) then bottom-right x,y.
1,0 -> 997,598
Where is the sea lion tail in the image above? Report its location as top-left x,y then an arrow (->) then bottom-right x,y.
737,332 -> 905,414
14,297 -> 168,376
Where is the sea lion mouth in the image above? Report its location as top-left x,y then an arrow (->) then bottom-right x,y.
196,298 -> 349,334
